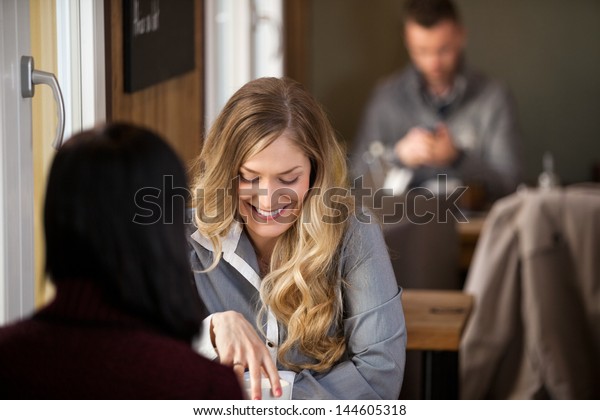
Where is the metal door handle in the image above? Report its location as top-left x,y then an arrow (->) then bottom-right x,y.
20,56 -> 66,149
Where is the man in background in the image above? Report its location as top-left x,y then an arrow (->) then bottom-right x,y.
352,0 -> 522,204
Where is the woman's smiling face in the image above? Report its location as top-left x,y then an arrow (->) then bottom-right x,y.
237,133 -> 311,253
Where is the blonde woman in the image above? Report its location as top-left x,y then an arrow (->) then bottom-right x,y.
190,77 -> 406,399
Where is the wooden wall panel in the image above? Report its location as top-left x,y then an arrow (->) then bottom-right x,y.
284,0 -> 310,88
105,0 -> 204,167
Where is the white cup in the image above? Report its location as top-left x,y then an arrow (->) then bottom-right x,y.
243,376 -> 292,400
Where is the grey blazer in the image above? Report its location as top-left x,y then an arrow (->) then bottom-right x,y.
188,215 -> 406,399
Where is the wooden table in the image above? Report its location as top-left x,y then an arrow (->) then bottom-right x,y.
403,289 -> 473,351
402,289 -> 474,399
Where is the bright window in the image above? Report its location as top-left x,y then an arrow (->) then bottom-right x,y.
56,0 -> 106,141
204,0 -> 283,131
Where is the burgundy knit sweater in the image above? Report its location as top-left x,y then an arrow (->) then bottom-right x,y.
0,280 -> 243,399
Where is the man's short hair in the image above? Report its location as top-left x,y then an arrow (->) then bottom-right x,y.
404,0 -> 461,28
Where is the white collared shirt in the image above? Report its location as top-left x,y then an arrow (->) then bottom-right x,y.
191,222 -> 279,364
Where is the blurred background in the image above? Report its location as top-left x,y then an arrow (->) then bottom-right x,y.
303,0 -> 600,185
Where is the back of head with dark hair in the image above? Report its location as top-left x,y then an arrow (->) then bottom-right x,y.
404,0 -> 460,27
44,122 -> 205,340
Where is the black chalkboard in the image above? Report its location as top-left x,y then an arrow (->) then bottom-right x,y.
123,0 -> 195,93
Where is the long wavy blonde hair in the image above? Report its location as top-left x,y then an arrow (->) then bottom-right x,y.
192,77 -> 352,372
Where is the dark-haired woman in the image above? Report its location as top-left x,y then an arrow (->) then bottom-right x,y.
0,123 -> 243,399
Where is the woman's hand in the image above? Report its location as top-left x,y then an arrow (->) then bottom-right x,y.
211,311 -> 282,400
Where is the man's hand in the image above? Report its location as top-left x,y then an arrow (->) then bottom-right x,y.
428,124 -> 459,167
394,127 -> 436,168
394,124 -> 459,168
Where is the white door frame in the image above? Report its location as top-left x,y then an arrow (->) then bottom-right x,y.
0,0 -> 106,325
56,0 -> 106,140
0,0 -> 35,324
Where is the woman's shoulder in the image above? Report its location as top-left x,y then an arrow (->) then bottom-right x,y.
339,210 -> 398,292
185,209 -> 214,263
343,210 -> 384,242
339,210 -> 387,263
